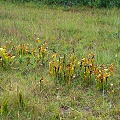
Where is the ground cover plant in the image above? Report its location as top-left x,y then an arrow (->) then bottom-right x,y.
0,1 -> 120,120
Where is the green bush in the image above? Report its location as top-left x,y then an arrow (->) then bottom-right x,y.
40,0 -> 120,7
95,0 -> 120,8
1,0 -> 120,7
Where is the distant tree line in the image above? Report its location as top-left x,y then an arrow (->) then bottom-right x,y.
2,0 -> 120,8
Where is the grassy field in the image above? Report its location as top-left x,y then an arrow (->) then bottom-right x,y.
0,1 -> 120,120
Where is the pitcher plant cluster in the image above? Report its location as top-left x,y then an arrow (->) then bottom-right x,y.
0,39 -> 48,68
0,48 -> 15,68
0,40 -> 114,90
49,50 -> 114,90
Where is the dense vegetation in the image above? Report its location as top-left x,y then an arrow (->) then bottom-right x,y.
2,0 -> 120,8
0,1 -> 120,120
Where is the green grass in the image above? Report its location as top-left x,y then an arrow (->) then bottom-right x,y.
0,1 -> 120,120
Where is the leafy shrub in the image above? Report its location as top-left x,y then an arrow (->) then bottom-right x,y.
1,0 -> 120,7
50,0 -> 118,8
95,0 -> 120,8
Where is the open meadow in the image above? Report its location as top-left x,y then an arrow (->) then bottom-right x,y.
0,1 -> 120,120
